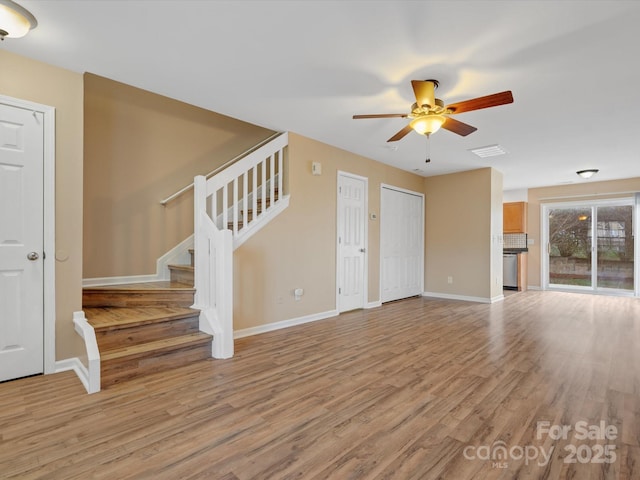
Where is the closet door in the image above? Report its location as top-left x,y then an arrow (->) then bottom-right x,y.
381,186 -> 424,303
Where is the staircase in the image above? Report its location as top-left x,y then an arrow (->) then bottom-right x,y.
83,251 -> 210,389
79,133 -> 289,391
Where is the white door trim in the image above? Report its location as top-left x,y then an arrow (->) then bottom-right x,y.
379,184 -> 425,302
1,94 -> 56,374
336,171 -> 368,312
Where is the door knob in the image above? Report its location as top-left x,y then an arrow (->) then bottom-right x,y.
27,252 -> 39,261
359,248 -> 366,253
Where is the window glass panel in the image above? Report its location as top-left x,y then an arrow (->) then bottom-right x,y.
596,205 -> 634,290
548,207 -> 592,287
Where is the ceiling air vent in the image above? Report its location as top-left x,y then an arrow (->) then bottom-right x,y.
469,144 -> 508,158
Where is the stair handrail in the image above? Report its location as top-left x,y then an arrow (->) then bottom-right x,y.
160,131 -> 283,206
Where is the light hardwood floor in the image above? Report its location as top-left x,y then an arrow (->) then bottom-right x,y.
1,291 -> 639,479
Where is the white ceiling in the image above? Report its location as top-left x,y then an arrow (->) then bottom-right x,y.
5,1 -> 640,190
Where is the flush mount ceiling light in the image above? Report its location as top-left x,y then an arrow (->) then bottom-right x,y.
0,0 -> 37,40
576,169 -> 599,179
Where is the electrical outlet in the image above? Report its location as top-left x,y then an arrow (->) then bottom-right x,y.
447,276 -> 453,284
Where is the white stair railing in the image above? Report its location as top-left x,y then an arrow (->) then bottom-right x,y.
193,132 -> 289,358
208,132 -> 289,249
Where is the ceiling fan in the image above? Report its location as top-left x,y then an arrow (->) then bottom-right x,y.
353,79 -> 514,142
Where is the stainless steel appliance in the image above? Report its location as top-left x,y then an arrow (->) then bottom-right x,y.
503,253 -> 518,289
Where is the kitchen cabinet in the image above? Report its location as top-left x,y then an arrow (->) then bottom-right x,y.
517,253 -> 528,291
504,202 -> 528,233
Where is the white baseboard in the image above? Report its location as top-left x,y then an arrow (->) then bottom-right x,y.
234,309 -> 339,339
527,285 -> 542,290
366,300 -> 382,309
422,291 -> 494,304
55,357 -> 91,392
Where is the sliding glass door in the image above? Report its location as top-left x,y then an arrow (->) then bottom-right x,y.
544,200 -> 635,293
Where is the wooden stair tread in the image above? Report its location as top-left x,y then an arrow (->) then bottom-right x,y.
168,264 -> 194,272
83,281 -> 194,292
101,332 -> 212,362
84,306 -> 198,331
83,281 -> 195,308
168,264 -> 195,286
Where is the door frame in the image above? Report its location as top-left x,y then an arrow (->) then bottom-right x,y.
541,197 -> 637,296
1,94 -> 56,374
336,171 -> 368,312
379,184 -> 425,303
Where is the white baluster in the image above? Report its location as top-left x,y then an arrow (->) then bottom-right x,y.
232,177 -> 238,234
242,171 -> 248,230
278,149 -> 283,203
222,183 -> 228,230
269,153 -> 275,209
261,158 -> 266,217
252,164 -> 258,224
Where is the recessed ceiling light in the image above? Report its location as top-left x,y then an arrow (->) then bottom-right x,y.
469,144 -> 508,158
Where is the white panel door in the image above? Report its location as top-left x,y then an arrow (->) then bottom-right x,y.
381,186 -> 424,303
337,173 -> 367,312
0,103 -> 44,382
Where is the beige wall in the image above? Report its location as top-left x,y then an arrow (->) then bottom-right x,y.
0,50 -> 85,360
233,133 -> 425,330
527,177 -> 640,287
83,74 -> 274,278
424,167 -> 502,300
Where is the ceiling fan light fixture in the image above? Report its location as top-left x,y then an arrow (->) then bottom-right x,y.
0,0 -> 37,40
410,115 -> 445,136
576,169 -> 599,179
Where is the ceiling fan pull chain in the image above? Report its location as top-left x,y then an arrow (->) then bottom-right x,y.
425,134 -> 431,163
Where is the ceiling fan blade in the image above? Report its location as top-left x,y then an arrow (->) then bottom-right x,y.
353,113 -> 408,119
441,117 -> 478,136
411,80 -> 436,108
387,124 -> 414,142
446,91 -> 514,114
